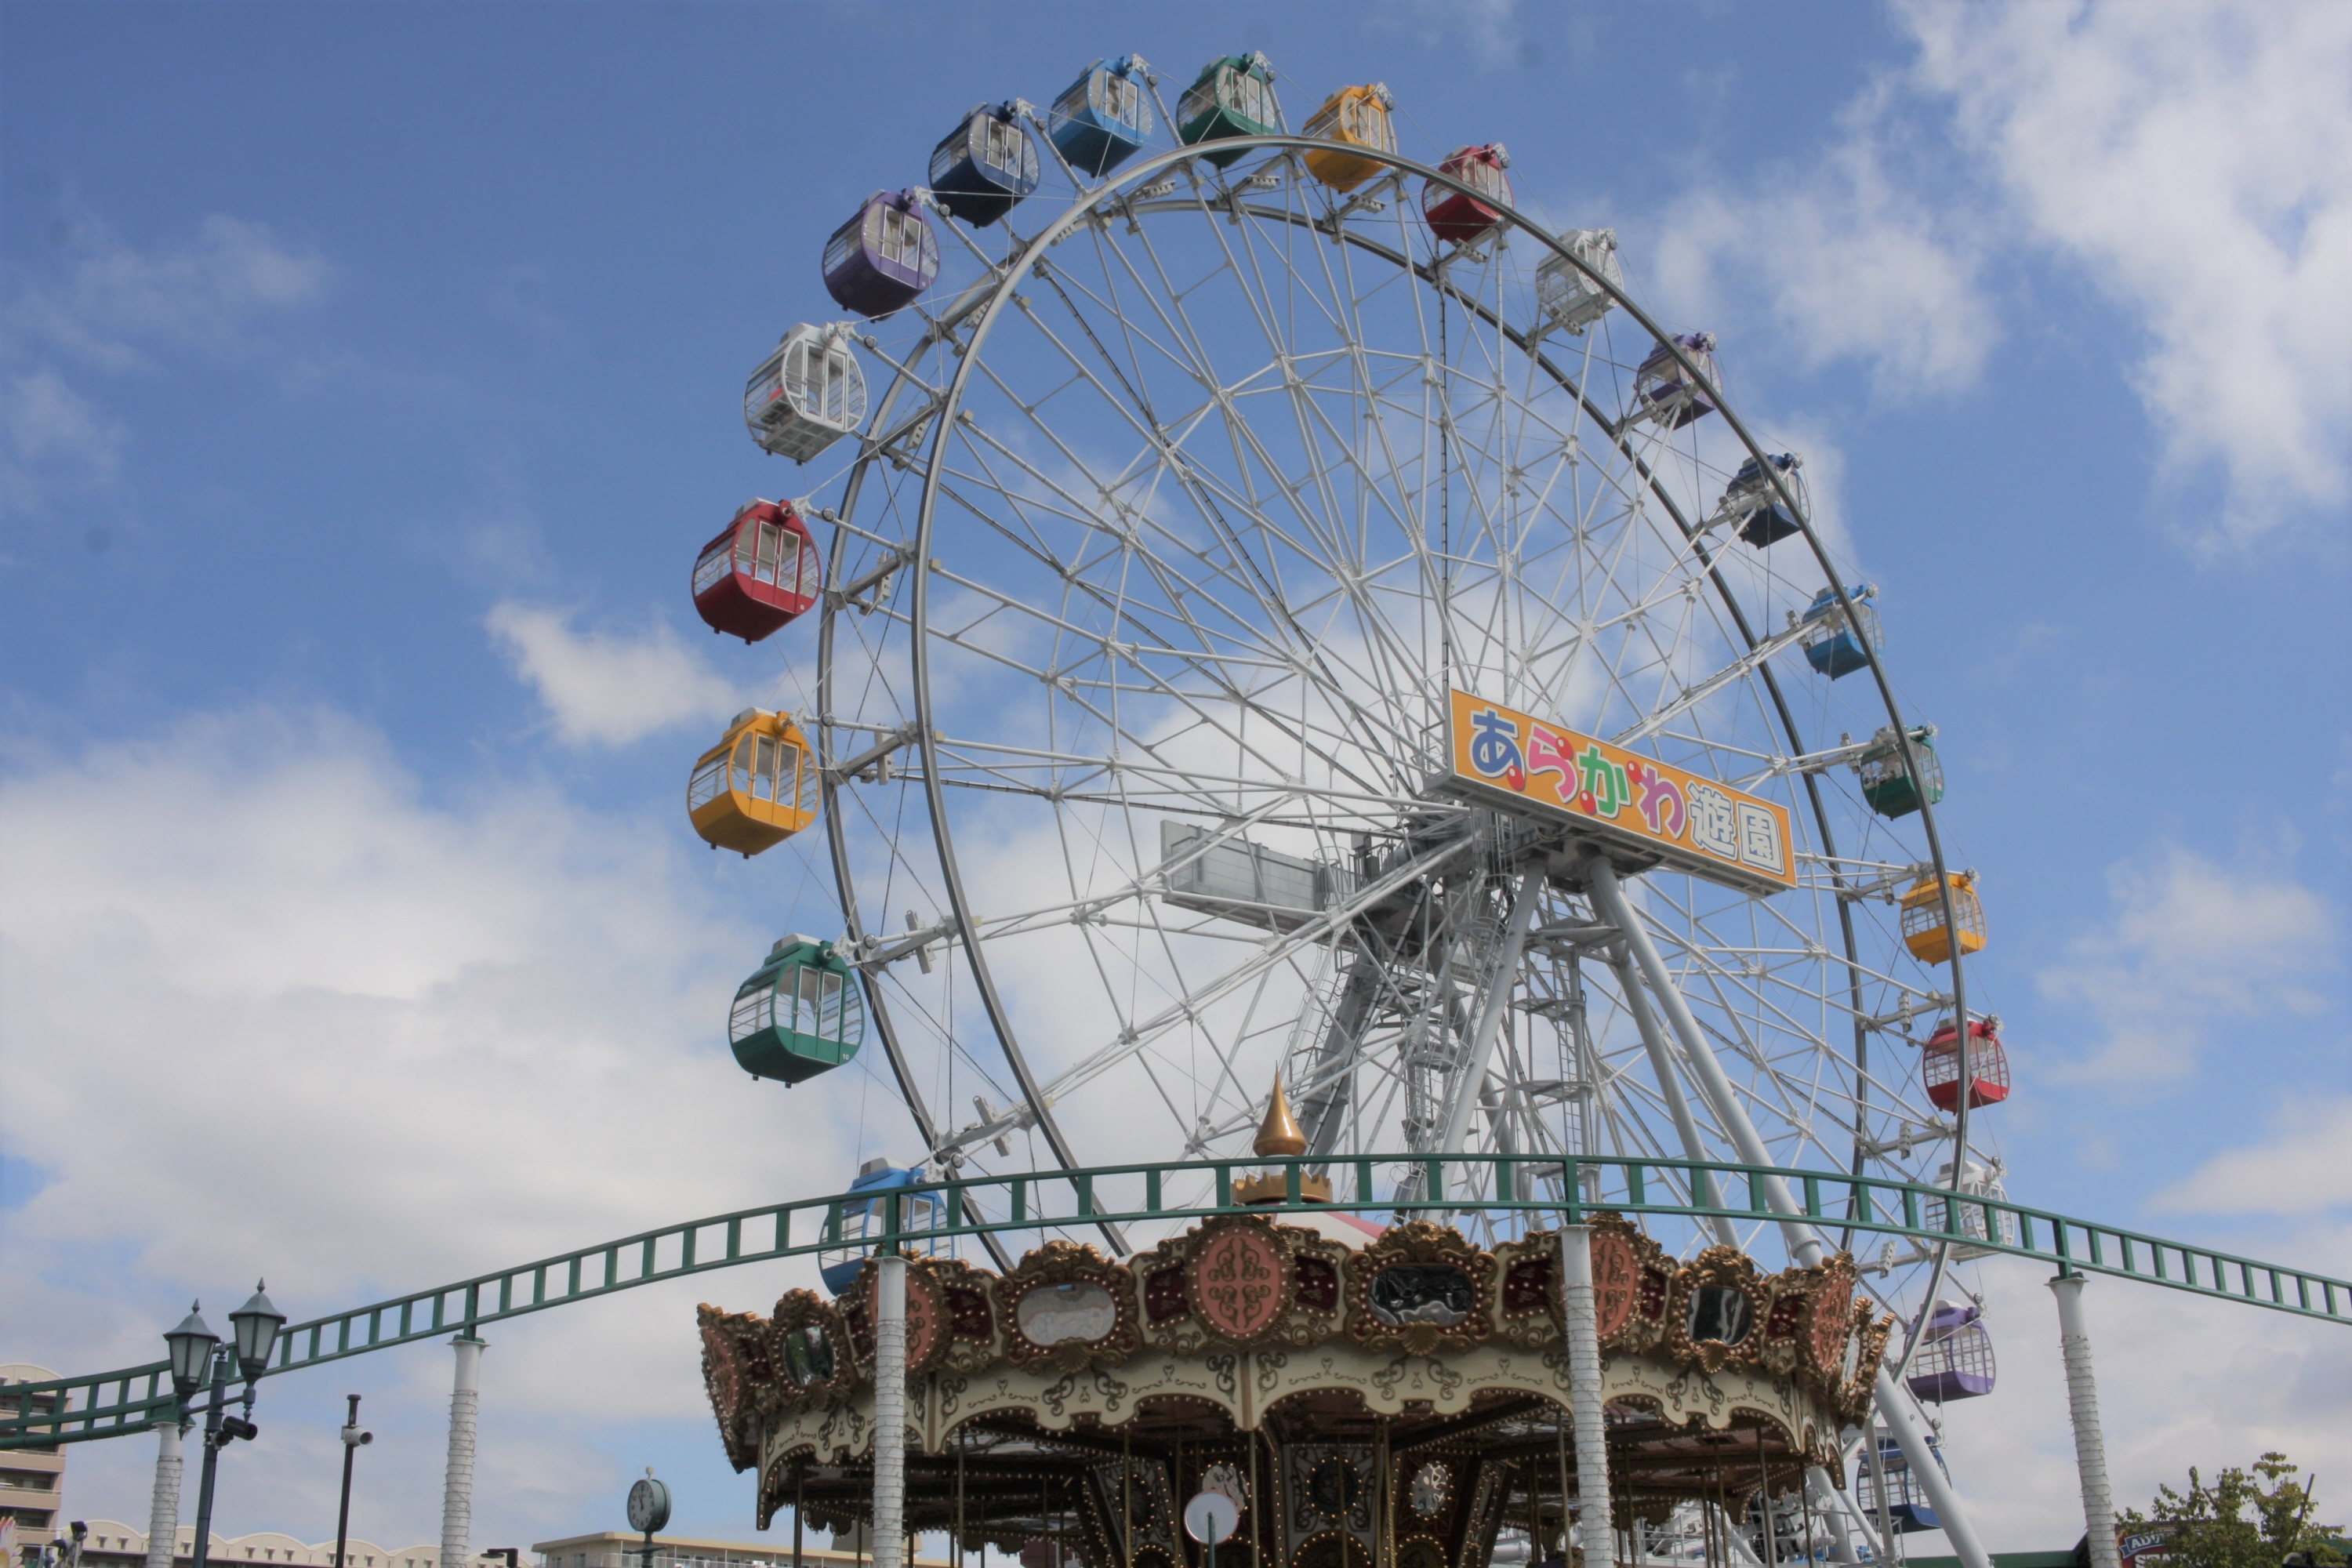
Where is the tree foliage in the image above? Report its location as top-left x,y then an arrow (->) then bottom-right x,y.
2120,1453 -> 2344,1568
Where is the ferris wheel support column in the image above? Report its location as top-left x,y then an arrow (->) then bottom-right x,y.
1582,856 -> 1994,1568
1439,860 -> 1549,1200
872,1250 -> 908,1568
1598,946 -> 1737,1249
2049,1273 -> 2121,1568
1557,1226 -> 1617,1568
1583,858 -> 1820,1263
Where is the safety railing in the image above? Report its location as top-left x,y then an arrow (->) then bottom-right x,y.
6,1151 -> 2344,1448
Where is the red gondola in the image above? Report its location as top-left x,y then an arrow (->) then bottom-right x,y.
1422,144 -> 1512,246
692,499 -> 823,644
1922,1017 -> 2009,1112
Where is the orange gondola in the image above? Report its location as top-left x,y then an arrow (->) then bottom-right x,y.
1900,871 -> 1986,966
688,709 -> 818,857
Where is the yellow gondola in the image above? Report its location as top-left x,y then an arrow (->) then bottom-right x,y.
688,708 -> 817,857
1900,871 -> 1986,966
1302,83 -> 1396,193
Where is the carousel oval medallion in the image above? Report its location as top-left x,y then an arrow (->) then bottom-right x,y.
1407,1461 -> 1451,1519
1687,1284 -> 1754,1346
1589,1229 -> 1641,1340
1367,1264 -> 1473,1327
1308,1457 -> 1363,1517
1192,1225 -> 1286,1342
780,1321 -> 836,1385
1015,1279 -> 1118,1346
1808,1280 -> 1853,1377
1201,1461 -> 1250,1512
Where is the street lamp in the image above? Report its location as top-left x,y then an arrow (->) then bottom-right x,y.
228,1288 -> 286,1382
163,1283 -> 284,1568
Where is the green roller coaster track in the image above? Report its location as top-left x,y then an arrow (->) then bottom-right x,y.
5,1151 -> 2344,1450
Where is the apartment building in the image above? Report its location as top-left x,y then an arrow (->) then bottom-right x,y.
0,1366 -> 67,1558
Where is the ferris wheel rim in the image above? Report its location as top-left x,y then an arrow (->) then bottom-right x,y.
814,129 -> 1981,1325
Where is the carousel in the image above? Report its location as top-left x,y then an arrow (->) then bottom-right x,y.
699,1095 -> 1892,1568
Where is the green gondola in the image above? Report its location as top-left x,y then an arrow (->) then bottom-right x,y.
1176,53 -> 1281,169
728,936 -> 865,1084
1856,727 -> 1945,819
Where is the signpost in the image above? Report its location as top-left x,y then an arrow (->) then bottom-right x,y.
1184,1490 -> 1240,1568
1443,689 -> 1796,896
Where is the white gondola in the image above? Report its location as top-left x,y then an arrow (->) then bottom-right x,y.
1535,228 -> 1623,336
744,323 -> 868,463
1923,1157 -> 2019,1261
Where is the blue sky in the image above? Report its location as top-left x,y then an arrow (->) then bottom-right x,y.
2,0 -> 2347,1559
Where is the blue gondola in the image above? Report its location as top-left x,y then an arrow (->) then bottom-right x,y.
1798,583 -> 1881,678
817,1159 -> 949,1295
1049,56 -> 1156,178
1719,452 -> 1806,547
929,103 -> 1042,227
1857,1430 -> 1948,1534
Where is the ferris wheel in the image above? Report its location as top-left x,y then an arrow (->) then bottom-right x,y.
687,51 -> 2013,1446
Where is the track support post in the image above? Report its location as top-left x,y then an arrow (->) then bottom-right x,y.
874,1249 -> 908,1568
1558,1225 -> 1616,1568
441,1335 -> 485,1568
146,1418 -> 183,1568
2050,1272 -> 2121,1568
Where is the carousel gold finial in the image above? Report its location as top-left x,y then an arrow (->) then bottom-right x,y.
1254,1075 -> 1308,1158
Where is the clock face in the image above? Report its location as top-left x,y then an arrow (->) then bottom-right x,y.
627,1478 -> 671,1534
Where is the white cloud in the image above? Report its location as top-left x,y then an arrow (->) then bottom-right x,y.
1901,0 -> 2352,545
1646,82 -> 1998,396
486,601 -> 754,748
2036,846 -> 2336,1083
2151,1094 -> 2352,1216
12,212 -> 329,370
2,212 -> 330,510
2,364 -> 125,506
0,706 -> 860,1546
1374,0 -> 1526,70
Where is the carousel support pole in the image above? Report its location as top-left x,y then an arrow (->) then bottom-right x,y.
1556,1225 -> 1616,1568
2049,1272 -> 2120,1568
441,1335 -> 485,1568
146,1419 -> 183,1568
873,1200 -> 909,1568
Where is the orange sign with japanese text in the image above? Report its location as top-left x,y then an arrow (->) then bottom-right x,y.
1444,689 -> 1797,896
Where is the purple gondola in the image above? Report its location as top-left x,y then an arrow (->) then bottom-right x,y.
1905,1299 -> 1996,1402
822,190 -> 941,320
1632,331 -> 1719,430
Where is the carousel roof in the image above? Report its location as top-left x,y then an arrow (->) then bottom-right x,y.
698,1209 -> 1891,1547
